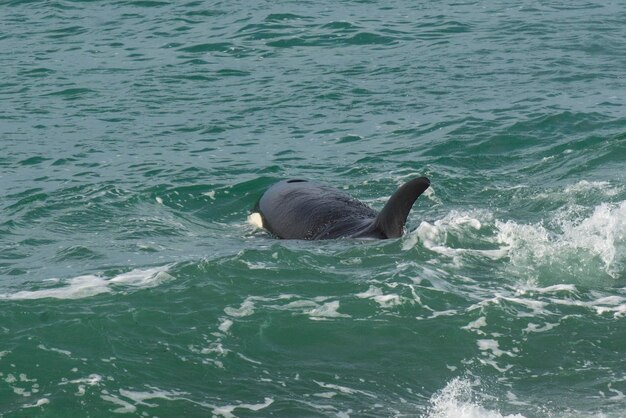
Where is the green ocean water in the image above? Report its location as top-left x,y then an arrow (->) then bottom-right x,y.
1,0 -> 626,416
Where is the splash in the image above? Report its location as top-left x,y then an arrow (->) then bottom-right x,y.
427,378 -> 526,418
404,200 -> 626,285
497,201 -> 626,282
404,209 -> 509,261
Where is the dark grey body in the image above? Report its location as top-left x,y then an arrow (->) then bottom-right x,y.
254,176 -> 430,240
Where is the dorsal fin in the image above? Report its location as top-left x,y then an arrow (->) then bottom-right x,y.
374,177 -> 430,238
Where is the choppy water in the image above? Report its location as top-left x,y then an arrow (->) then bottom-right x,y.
2,1 -> 626,416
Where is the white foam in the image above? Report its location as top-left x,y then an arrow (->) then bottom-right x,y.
477,339 -> 514,358
497,201 -> 626,280
518,284 -> 578,294
101,393 -> 137,414
405,198 -> 625,284
13,387 -> 31,396
427,378 -> 526,418
103,385 -> 273,418
22,398 -> 50,408
523,322 -> 558,333
355,286 -> 402,308
18,373 -> 36,382
38,344 -> 72,357
1,265 -> 173,300
224,298 -> 255,317
212,397 -> 274,418
59,373 -> 103,398
588,296 -> 626,317
108,266 -> 173,287
313,391 -> 337,398
199,342 -> 227,356
314,380 -> 377,398
230,295 -> 353,321
308,301 -> 350,320
202,190 -> 216,200
282,299 -> 319,309
119,387 -> 190,407
218,318 -> 233,333
563,180 -> 621,197
236,353 -> 262,365
405,210 -> 508,260
468,295 -> 548,317
533,180 -> 622,201
69,374 -> 103,386
606,383 -> 626,400
470,283 -> 626,321
241,260 -> 274,270
4,275 -> 111,300
462,317 -> 487,335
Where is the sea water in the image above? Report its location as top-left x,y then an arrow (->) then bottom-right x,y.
1,1 -> 625,416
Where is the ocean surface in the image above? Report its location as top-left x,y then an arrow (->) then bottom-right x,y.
1,1 -> 626,416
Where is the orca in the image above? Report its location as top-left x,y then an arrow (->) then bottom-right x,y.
250,176 -> 430,240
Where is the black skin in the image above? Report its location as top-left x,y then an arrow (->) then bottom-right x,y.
254,176 -> 430,240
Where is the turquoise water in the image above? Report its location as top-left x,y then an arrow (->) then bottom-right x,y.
1,0 -> 626,416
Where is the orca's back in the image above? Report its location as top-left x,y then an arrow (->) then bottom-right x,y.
256,180 -> 376,239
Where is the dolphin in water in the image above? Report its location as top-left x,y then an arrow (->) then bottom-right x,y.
249,176 -> 430,240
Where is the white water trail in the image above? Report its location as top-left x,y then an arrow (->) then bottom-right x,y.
1,265 -> 173,300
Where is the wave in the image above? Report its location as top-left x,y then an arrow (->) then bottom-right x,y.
0,265 -> 173,300
497,200 -> 626,282
404,198 -> 626,286
428,376 -> 626,418
427,378 -> 525,418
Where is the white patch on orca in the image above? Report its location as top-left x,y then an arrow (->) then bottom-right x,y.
247,212 -> 264,229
